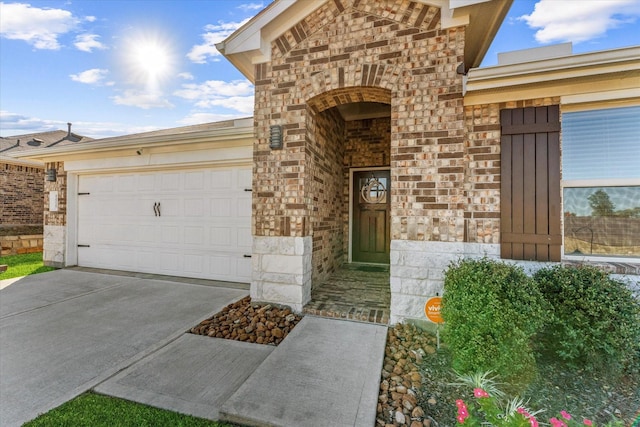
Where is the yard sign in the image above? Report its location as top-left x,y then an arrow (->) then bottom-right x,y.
424,296 -> 443,324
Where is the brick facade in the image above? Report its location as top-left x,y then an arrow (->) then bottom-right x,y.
41,161 -> 67,227
462,96 -> 562,244
252,0 -> 465,286
0,162 -> 44,227
308,107 -> 346,280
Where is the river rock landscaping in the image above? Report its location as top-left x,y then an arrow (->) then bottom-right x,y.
376,324 -> 640,427
189,296 -> 303,345
377,323 -> 440,427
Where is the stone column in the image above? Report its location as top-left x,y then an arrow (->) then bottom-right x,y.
251,236 -> 312,312
43,161 -> 66,268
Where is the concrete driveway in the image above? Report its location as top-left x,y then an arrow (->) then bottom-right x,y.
0,269 -> 247,427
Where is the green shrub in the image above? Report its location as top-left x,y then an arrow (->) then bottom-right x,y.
533,265 -> 640,375
441,258 -> 548,389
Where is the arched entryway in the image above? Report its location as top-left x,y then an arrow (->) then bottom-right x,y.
302,87 -> 392,324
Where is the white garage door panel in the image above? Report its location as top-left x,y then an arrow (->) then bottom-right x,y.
78,167 -> 252,283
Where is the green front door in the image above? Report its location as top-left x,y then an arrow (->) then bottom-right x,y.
352,170 -> 390,264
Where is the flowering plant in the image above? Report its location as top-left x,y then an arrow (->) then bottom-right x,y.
453,372 -> 623,427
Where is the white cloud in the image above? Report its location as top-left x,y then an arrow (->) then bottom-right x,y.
520,0 -> 640,44
112,90 -> 174,109
0,2 -> 79,49
174,79 -> 254,114
74,33 -> 107,52
70,68 -> 109,85
0,110 -> 60,134
187,19 -> 250,63
84,15 -> 97,23
237,2 -> 264,12
177,72 -> 194,80
195,96 -> 254,114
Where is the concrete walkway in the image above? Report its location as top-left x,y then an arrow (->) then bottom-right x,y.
0,270 -> 247,427
1,269 -> 388,427
220,316 -> 387,427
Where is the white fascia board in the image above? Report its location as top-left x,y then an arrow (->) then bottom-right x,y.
561,88 -> 640,106
450,0 -> 491,8
466,46 -> 640,92
417,0 -> 470,28
218,0 -> 307,66
13,125 -> 255,161
63,145 -> 253,174
218,20 -> 263,56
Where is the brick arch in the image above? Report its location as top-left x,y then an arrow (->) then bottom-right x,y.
301,64 -> 400,111
306,86 -> 392,114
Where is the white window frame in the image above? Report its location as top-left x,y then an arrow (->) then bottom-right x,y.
561,102 -> 640,263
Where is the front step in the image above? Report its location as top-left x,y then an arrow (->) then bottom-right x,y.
303,303 -> 389,324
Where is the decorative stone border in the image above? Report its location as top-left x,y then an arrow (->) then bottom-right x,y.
0,234 -> 43,256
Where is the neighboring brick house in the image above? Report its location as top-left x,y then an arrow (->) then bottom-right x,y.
16,0 -> 639,324
1,126 -> 91,255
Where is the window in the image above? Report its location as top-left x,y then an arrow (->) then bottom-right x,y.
562,106 -> 640,258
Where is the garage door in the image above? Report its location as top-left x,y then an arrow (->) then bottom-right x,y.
77,167 -> 252,283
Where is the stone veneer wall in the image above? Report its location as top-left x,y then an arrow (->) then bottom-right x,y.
0,162 -> 44,226
462,97 -> 562,244
391,241 -> 498,323
251,0 -> 465,310
0,235 -> 43,256
251,236 -> 313,312
43,161 -> 67,267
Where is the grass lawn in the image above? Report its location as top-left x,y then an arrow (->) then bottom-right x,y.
0,252 -> 55,280
23,392 -> 236,427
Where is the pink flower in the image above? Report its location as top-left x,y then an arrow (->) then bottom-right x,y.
517,407 -> 531,418
457,415 -> 466,424
583,420 -> 593,426
561,411 -> 572,420
529,416 -> 539,427
459,408 -> 469,417
473,388 -> 489,398
456,399 -> 465,408
550,417 -> 567,427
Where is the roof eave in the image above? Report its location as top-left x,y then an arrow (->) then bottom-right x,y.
463,0 -> 513,70
13,125 -> 255,162
1,155 -> 44,167
218,0 -> 512,82
217,0 -> 324,83
466,46 -> 640,92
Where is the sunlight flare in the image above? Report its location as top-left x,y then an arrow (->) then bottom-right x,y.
121,30 -> 176,91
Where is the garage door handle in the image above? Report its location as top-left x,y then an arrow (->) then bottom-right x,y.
153,202 -> 161,217
157,202 -> 161,217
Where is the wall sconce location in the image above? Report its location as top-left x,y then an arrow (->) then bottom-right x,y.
269,125 -> 283,150
46,168 -> 57,182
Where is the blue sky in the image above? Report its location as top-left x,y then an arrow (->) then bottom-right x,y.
1,0 -> 639,139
